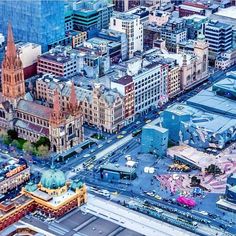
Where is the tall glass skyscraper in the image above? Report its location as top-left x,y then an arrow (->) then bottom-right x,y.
0,0 -> 65,52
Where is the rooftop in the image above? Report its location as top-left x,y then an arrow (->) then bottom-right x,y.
167,145 -> 217,170
101,163 -> 136,174
17,99 -> 52,120
0,157 -> 28,182
15,119 -> 49,136
159,53 -> 194,67
183,14 -> 207,21
112,12 -> 139,21
144,125 -> 168,134
115,75 -> 133,85
187,89 -> 236,118
13,209 -> 142,236
214,6 -> 236,20
40,45 -> 76,64
87,37 -> 120,48
206,20 -> 232,29
179,4 -> 206,12
0,194 -> 32,218
165,103 -> 236,133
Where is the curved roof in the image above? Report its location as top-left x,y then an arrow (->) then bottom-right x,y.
25,182 -> 37,192
70,179 -> 83,190
40,168 -> 66,190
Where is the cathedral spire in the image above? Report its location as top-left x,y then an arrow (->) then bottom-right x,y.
6,22 -> 17,61
53,89 -> 61,117
69,82 -> 78,113
1,22 -> 25,102
50,89 -> 64,125
67,82 -> 81,116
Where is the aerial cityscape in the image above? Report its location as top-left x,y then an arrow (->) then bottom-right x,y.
0,0 -> 236,235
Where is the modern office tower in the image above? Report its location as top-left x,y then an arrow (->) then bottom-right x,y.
113,0 -> 140,12
66,0 -> 113,38
109,12 -> 143,59
183,14 -> 207,40
160,18 -> 187,53
205,20 -> 232,61
98,29 -> 128,61
0,0 -> 65,52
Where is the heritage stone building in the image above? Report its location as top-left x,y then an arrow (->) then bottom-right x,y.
0,167 -> 87,231
35,75 -> 124,133
0,23 -> 84,153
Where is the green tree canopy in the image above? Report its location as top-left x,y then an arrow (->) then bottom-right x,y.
11,140 -> 20,149
35,137 -> 50,149
23,141 -> 34,153
37,145 -> 50,157
7,129 -> 18,140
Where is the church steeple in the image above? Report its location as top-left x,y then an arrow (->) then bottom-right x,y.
50,89 -> 65,126
68,82 -> 80,115
1,22 -> 25,102
6,22 -> 17,62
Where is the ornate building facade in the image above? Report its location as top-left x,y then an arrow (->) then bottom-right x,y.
35,74 -> 124,133
0,23 -> 84,153
0,168 -> 87,231
1,23 -> 25,105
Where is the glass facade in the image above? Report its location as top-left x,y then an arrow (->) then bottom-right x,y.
0,0 -> 65,52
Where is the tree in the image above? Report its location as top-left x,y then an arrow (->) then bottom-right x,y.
7,129 -> 18,140
2,133 -> 11,145
37,145 -> 49,157
35,137 -> 50,149
11,140 -> 20,149
22,141 -> 34,153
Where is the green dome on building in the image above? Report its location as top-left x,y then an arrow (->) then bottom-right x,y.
40,168 -> 66,189
70,179 -> 83,191
25,182 -> 37,192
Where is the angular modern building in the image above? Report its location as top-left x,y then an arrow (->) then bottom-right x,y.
217,173 -> 236,213
141,125 -> 168,157
162,71 -> 236,150
0,0 -> 65,52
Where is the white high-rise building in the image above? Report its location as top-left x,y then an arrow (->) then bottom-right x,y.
0,33 -> 4,47
109,12 -> 143,59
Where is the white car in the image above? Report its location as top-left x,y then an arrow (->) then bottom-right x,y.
83,154 -> 90,158
199,211 -> 208,216
98,144 -> 103,148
